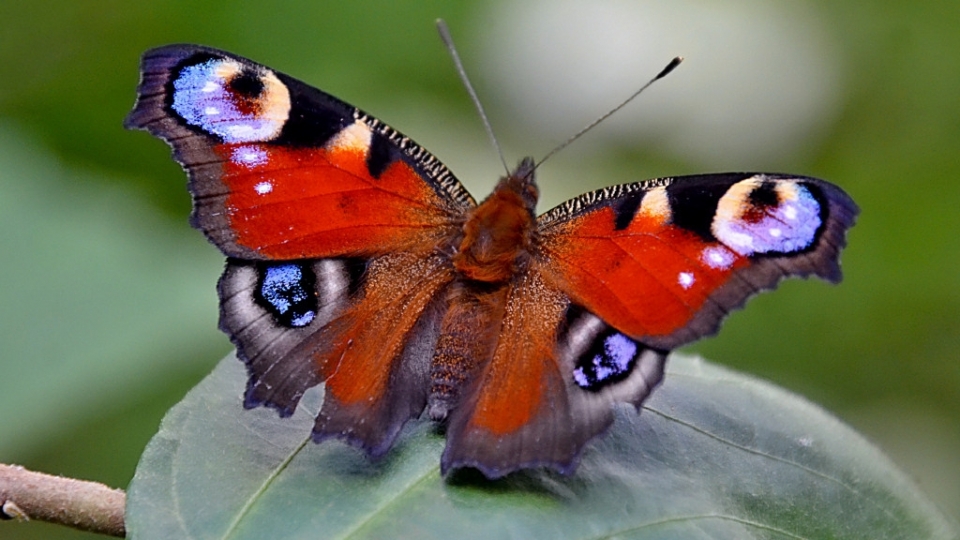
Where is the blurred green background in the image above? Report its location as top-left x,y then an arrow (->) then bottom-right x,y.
1,1 -> 957,537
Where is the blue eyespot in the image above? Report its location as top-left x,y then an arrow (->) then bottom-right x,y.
171,59 -> 289,143
258,264 -> 316,327
573,332 -> 638,389
713,182 -> 822,256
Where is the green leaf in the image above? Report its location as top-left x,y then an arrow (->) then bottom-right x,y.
126,353 -> 958,539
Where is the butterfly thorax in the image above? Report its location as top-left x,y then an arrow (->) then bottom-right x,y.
452,159 -> 539,284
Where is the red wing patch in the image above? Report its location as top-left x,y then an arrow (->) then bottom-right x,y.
539,204 -> 749,340
204,139 -> 459,260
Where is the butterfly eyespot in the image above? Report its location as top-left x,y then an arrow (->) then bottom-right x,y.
171,58 -> 291,143
747,181 -> 781,210
573,331 -> 639,390
255,263 -> 318,328
712,178 -> 822,256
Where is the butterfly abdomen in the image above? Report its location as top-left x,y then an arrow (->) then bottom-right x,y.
428,283 -> 509,420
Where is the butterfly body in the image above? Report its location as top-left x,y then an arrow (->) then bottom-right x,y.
126,45 -> 858,478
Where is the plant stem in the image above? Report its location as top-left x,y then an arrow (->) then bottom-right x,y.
0,463 -> 125,537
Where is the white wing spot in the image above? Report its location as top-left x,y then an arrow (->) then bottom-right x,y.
254,181 -> 273,195
231,146 -> 268,168
702,246 -> 736,270
204,106 -> 220,116
678,272 -> 695,289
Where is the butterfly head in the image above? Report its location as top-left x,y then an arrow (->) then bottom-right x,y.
501,157 -> 539,211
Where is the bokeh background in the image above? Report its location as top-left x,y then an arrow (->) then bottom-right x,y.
2,1 -> 957,537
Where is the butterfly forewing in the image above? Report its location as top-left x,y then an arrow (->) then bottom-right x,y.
125,45 -> 474,261
536,173 -> 858,350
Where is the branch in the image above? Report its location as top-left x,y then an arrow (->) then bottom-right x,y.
0,463 -> 125,537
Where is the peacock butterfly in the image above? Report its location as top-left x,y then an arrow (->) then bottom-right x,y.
125,44 -> 858,479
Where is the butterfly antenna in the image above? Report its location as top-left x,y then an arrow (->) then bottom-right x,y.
437,19 -> 510,175
536,56 -> 684,169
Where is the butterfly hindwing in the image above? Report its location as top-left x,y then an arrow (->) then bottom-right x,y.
308,252 -> 453,455
218,258 -> 361,416
537,173 -> 859,350
125,45 -> 474,261
219,252 -> 455,456
441,272 -> 667,478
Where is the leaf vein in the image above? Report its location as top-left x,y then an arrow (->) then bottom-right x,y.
337,466 -> 441,540
596,513 -> 810,539
219,435 -> 312,539
642,405 -> 900,523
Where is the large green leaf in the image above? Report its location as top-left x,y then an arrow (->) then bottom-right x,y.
126,354 -> 957,539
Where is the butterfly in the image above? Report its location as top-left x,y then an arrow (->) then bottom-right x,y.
125,44 -> 858,479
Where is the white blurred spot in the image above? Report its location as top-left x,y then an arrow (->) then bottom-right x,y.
482,0 -> 843,168
702,246 -> 735,269
232,146 -> 268,168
